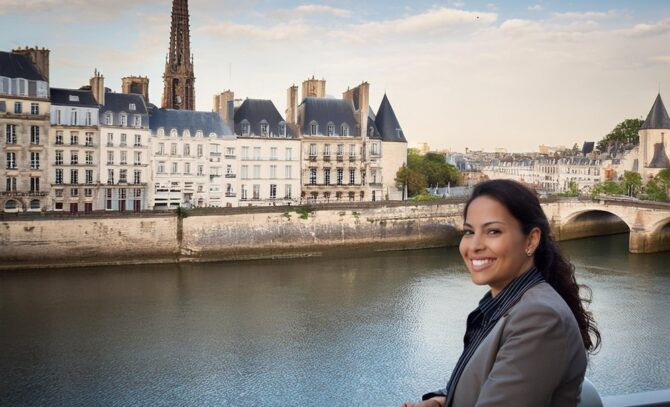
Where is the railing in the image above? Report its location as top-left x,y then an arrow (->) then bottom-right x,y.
225,174 -> 237,178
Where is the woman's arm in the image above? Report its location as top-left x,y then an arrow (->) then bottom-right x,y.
400,396 -> 446,407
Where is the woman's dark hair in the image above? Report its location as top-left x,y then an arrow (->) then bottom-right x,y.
464,179 -> 601,352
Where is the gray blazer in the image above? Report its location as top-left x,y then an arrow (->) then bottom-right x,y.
447,282 -> 587,407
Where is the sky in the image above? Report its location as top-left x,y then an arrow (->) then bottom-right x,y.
1,0 -> 669,153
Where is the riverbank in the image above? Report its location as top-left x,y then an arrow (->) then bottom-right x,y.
1,201 -> 465,270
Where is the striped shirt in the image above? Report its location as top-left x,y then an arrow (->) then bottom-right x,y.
422,267 -> 545,404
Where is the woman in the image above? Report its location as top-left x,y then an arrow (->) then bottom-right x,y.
402,179 -> 600,407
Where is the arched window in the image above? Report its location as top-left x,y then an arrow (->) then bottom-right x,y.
4,200 -> 18,211
170,129 -> 178,137
105,111 -> 113,126
30,199 -> 40,210
327,122 -> 335,136
278,122 -> 287,137
309,121 -> 319,136
120,113 -> 127,127
157,127 -> 165,137
209,133 -> 217,138
183,129 -> 191,138
342,124 -> 350,137
260,120 -> 269,137
196,130 -> 203,138
241,120 -> 250,136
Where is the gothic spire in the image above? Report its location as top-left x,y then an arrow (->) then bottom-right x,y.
162,0 -> 195,110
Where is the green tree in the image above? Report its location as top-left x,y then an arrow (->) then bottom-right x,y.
402,149 -> 460,197
560,179 -> 578,197
591,181 -> 626,196
642,179 -> 667,202
622,171 -> 642,197
395,164 -> 427,199
596,118 -> 644,151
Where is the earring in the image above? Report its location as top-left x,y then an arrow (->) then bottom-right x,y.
525,249 -> 534,257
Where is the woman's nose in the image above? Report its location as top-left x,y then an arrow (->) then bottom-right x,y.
470,233 -> 485,251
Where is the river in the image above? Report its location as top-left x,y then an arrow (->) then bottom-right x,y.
1,234 -> 668,406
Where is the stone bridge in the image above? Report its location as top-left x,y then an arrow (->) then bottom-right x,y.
543,197 -> 670,253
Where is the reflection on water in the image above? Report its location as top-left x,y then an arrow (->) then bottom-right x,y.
0,234 -> 668,406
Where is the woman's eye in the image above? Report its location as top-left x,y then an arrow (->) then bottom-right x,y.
487,229 -> 500,235
463,229 -> 473,236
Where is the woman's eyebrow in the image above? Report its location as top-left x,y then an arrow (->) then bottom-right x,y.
463,221 -> 505,228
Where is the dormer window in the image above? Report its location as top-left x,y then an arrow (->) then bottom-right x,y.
342,124 -> 350,137
368,126 -> 373,137
129,103 -> 136,111
69,95 -> 80,102
327,123 -> 335,136
310,121 -> 318,136
157,127 -> 165,137
120,114 -> 127,127
241,121 -> 250,136
134,115 -> 141,127
260,121 -> 269,137
183,129 -> 191,138
170,129 -> 178,137
196,130 -> 203,138
278,122 -> 286,137
105,112 -> 112,125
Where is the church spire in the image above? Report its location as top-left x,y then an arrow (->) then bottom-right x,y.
162,0 -> 195,110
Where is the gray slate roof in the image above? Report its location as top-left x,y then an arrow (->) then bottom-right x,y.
641,93 -> 670,130
102,92 -> 148,114
648,143 -> 670,168
299,97 -> 358,136
150,108 -> 234,139
582,142 -> 595,155
375,94 -> 407,143
50,88 -> 98,107
368,107 -> 382,140
0,51 -> 45,81
234,98 -> 295,138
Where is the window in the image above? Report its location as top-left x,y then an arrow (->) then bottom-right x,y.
56,109 -> 62,124
107,151 -> 114,165
309,144 -> 317,157
85,111 -> 92,126
31,152 -> 40,169
6,124 -> 17,144
134,170 -> 141,184
183,143 -> 190,156
285,147 -> 292,160
197,165 -> 204,176
349,169 -> 356,185
120,133 -> 127,146
134,115 -> 141,127
341,124 -> 349,136
349,144 -> 356,157
134,134 -> 141,146
170,143 -> 177,155
106,189 -> 113,210
120,151 -> 127,165
270,147 -> 277,160
158,143 -> 165,155
157,162 -> 165,174
241,185 -> 248,200
134,151 -> 141,165
70,169 -> 78,185
70,132 -> 79,145
279,123 -> 286,137
6,177 -> 16,192
241,122 -> 250,136
337,168 -> 344,185
85,133 -> 94,146
184,162 -> 191,175
107,133 -> 114,146
324,144 -> 331,156
85,188 -> 93,197
70,151 -> 78,165
197,144 -> 203,158
85,170 -> 93,185
253,147 -> 261,160
71,188 -> 79,197
270,184 -> 277,199
55,169 -> 63,184
56,131 -> 63,145
241,146 -> 249,160
31,103 -> 39,115
309,168 -> 317,185
70,110 -> 78,125
120,114 -> 127,127
253,165 -> 260,179
226,147 -> 235,157
55,150 -> 63,165
310,122 -> 318,136
86,151 -> 93,165
371,142 -> 379,155
171,162 -> 178,174
14,101 -> 22,114
6,152 -> 16,169
241,166 -> 248,179
285,184 -> 292,199
285,165 -> 292,179
270,165 -> 277,179
324,168 -> 331,185
336,144 -> 344,157
327,123 -> 335,136
260,122 -> 269,137
105,112 -> 113,125
253,184 -> 260,200
119,169 -> 127,183
108,169 -> 114,184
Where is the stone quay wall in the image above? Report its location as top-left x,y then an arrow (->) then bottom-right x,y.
0,201 -> 465,270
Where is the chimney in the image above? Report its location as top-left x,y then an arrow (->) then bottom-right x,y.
285,85 -> 298,125
90,69 -> 105,105
12,46 -> 50,82
121,76 -> 149,102
302,76 -> 326,99
342,82 -> 369,138
213,90 -> 235,128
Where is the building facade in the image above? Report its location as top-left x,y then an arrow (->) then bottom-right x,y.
0,49 -> 50,213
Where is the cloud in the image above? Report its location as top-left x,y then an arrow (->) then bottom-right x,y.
0,0 -> 164,20
294,4 -> 351,17
528,4 -> 544,11
198,21 -> 311,41
624,18 -> 670,37
553,10 -> 618,20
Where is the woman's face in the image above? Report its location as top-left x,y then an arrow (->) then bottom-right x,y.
459,195 -> 539,296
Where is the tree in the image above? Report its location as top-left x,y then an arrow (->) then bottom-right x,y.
622,171 -> 642,197
591,181 -> 626,196
395,164 -> 427,199
596,118 -> 644,151
642,179 -> 667,202
400,149 -> 460,197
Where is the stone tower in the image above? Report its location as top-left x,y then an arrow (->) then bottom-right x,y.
122,76 -> 150,102
162,0 -> 195,110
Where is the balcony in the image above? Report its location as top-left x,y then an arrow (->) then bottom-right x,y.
225,192 -> 237,197
309,155 -> 317,161
349,155 -> 356,162
211,152 -> 222,156
323,155 -> 331,162
336,155 -> 344,162
225,154 -> 236,159
225,173 -> 237,178
369,182 -> 383,187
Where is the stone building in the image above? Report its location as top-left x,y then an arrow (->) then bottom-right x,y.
375,94 -> 408,200
49,87 -> 100,212
0,49 -> 50,213
638,93 -> 670,179
149,107 -> 235,209
162,0 -> 195,110
234,98 -> 300,206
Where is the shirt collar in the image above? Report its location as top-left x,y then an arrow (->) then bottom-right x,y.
478,266 -> 544,322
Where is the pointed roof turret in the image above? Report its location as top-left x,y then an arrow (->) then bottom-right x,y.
375,94 -> 407,142
641,93 -> 670,130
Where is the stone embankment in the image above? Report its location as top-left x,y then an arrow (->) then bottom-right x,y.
0,201 -> 465,270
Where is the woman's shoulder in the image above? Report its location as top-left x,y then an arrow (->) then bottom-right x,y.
506,282 -> 577,327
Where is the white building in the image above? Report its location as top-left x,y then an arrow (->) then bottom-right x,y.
234,98 -> 300,206
149,108 -> 236,209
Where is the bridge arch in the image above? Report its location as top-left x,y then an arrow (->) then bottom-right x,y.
558,209 -> 631,241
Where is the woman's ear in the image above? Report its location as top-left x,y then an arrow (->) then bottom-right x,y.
527,227 -> 541,253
